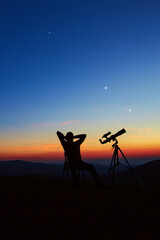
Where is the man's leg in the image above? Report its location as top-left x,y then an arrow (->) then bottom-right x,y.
78,161 -> 102,187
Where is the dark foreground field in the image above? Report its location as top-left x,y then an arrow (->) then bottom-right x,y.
0,176 -> 159,240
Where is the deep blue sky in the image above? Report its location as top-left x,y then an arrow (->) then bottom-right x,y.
1,0 -> 160,123
1,0 -> 160,161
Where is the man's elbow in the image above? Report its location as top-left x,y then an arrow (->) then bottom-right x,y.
83,134 -> 87,140
57,131 -> 62,135
57,131 -> 62,138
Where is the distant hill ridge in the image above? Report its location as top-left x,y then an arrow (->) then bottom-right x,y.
0,159 -> 160,186
101,159 -> 160,186
0,160 -> 63,176
139,159 -> 160,168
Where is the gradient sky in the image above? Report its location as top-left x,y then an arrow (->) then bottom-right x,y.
1,0 -> 160,163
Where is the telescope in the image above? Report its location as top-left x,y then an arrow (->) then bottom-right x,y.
99,128 -> 145,189
99,128 -> 126,144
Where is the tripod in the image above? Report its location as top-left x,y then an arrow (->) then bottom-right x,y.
108,139 -> 145,189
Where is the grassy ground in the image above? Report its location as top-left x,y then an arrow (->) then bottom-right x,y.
0,176 -> 159,239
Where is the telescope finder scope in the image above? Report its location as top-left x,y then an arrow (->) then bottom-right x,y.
102,131 -> 111,138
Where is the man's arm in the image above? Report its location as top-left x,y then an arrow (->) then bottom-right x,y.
57,131 -> 66,147
74,134 -> 86,144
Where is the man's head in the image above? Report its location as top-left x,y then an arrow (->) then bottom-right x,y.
66,132 -> 74,142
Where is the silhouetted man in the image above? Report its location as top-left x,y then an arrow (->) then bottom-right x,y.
57,131 -> 102,186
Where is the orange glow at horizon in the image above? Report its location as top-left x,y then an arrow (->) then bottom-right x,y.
0,143 -> 160,161
1,127 -> 160,162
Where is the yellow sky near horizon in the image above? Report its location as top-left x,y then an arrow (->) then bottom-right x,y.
0,123 -> 160,161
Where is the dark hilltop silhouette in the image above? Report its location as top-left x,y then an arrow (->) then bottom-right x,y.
0,159 -> 160,239
0,160 -> 160,239
115,159 -> 160,186
0,159 -> 160,186
0,160 -> 63,176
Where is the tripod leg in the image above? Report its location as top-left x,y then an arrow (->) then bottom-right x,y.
118,147 -> 145,189
111,148 -> 118,186
106,150 -> 115,184
111,163 -> 116,186
109,150 -> 115,172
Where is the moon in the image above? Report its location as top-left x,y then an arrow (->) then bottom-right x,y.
128,109 -> 132,112
104,86 -> 108,90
